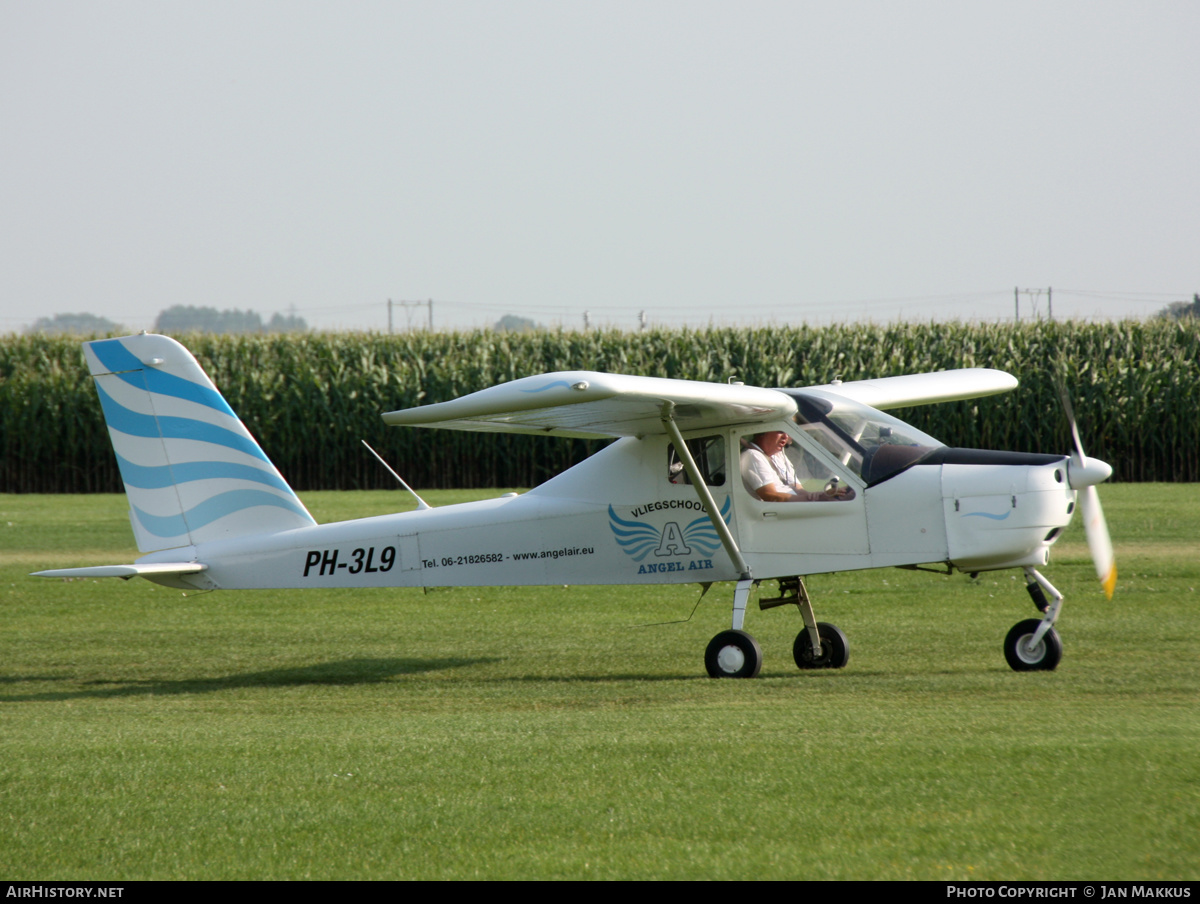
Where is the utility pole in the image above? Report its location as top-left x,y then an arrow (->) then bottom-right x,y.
1014,287 -> 1053,321
390,299 -> 434,332
638,310 -> 647,331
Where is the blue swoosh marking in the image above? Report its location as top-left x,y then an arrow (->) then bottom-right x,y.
683,498 -> 732,531
518,380 -> 573,394
608,522 -> 659,540
115,453 -> 293,494
132,490 -> 312,538
614,538 -> 656,547
610,534 -> 659,562
681,528 -> 722,556
89,339 -> 235,416
607,506 -> 659,561
130,507 -> 189,540
88,338 -> 155,375
96,383 -> 271,464
680,499 -> 730,554
963,510 -> 1012,521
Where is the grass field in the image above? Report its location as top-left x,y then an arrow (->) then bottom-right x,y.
2,486 -> 1197,880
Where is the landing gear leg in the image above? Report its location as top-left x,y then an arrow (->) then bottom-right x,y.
761,577 -> 850,671
1025,575 -> 1050,613
1005,567 -> 1064,671
705,579 -> 763,678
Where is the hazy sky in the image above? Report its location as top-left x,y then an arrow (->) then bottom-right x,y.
2,0 -> 1197,333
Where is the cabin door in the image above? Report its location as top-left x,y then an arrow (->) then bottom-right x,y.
731,425 -> 869,557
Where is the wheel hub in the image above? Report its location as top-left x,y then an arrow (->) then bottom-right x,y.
1018,635 -> 1045,663
716,645 -> 746,673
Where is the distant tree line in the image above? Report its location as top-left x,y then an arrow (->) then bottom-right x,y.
1157,294 -> 1200,321
25,306 -> 307,335
28,313 -> 125,335
154,306 -> 307,334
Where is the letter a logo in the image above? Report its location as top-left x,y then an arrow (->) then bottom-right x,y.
654,521 -> 691,557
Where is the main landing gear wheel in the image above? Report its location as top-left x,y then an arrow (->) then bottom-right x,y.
793,622 -> 850,670
705,630 -> 763,678
1004,618 -> 1062,671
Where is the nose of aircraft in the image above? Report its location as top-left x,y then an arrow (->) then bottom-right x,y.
1067,455 -> 1113,489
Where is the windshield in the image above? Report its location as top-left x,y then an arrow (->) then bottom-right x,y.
785,390 -> 944,486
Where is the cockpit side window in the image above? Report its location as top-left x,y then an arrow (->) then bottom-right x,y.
792,396 -> 865,475
668,435 -> 727,486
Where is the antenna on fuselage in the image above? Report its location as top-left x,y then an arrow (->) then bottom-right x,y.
361,440 -> 432,511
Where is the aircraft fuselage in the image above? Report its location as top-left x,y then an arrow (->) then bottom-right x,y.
138,430 -> 1075,593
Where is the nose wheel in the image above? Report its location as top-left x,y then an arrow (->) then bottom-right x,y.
1004,618 -> 1062,671
1005,568 -> 1065,671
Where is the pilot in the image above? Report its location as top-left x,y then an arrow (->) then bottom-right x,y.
741,431 -> 855,502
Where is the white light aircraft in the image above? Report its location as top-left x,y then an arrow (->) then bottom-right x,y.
35,333 -> 1116,677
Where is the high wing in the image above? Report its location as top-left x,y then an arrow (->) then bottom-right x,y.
382,368 -> 1017,438
808,368 -> 1017,410
382,372 -> 796,438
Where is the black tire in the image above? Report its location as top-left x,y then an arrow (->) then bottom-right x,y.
793,622 -> 850,670
705,630 -> 763,678
1004,618 -> 1062,671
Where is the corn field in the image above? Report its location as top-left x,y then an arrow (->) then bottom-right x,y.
3,320 -> 1198,493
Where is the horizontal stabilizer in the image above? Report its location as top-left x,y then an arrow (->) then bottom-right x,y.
32,563 -> 206,580
809,369 -> 1018,410
383,371 -> 796,438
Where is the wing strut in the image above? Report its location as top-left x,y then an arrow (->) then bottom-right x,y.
659,403 -> 751,581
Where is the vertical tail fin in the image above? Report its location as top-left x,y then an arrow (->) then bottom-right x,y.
84,333 -> 316,552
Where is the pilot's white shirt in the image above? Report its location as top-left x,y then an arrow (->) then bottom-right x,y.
741,444 -> 800,497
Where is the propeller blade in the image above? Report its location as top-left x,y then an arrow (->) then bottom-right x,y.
1058,376 -> 1116,598
1080,484 -> 1117,599
1058,379 -> 1087,459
